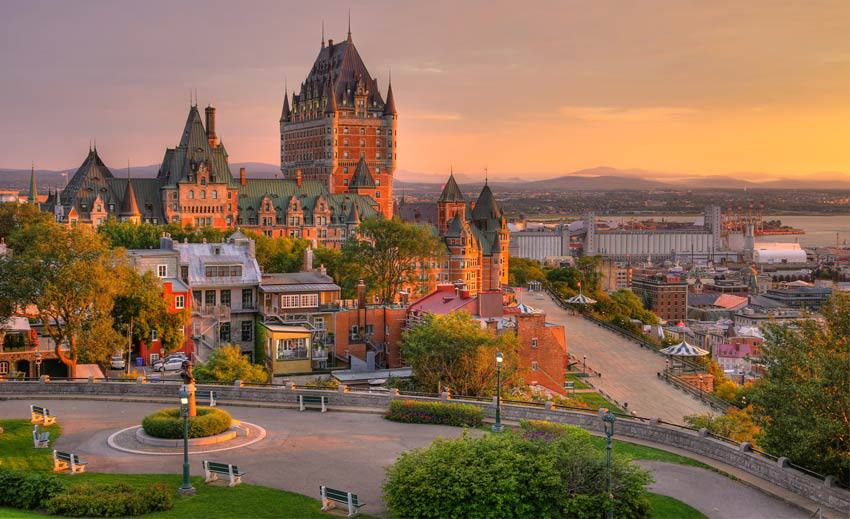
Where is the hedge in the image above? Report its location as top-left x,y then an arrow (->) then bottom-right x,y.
385,399 -> 483,427
520,419 -> 594,442
141,407 -> 232,439
0,468 -> 64,510
46,482 -> 172,517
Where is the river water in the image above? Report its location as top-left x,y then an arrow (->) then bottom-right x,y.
597,215 -> 850,248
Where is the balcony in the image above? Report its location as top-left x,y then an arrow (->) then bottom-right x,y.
275,347 -> 308,361
194,305 -> 231,319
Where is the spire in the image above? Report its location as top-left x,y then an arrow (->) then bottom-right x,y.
321,20 -> 325,48
383,78 -> 397,116
347,9 -> 352,42
438,171 -> 465,203
280,84 -> 291,122
28,163 -> 38,205
119,161 -> 141,219
347,203 -> 360,224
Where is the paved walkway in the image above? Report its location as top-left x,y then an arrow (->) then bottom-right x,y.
527,292 -> 714,422
0,399 -> 808,518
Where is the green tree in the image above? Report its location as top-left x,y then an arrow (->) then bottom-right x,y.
112,270 -> 187,360
684,407 -> 761,445
314,245 -> 362,298
240,230 -> 309,273
193,345 -> 269,384
97,220 -> 228,249
2,221 -> 125,376
401,312 -> 520,396
343,218 -> 443,303
748,293 -> 850,483
508,257 -> 547,287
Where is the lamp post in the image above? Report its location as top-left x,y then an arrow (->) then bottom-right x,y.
34,351 -> 42,379
601,408 -> 616,519
583,355 -> 587,374
664,359 -> 670,380
178,386 -> 195,495
698,374 -> 704,402
492,352 -> 503,433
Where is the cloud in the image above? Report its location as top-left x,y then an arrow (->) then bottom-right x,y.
559,105 -> 698,122
407,111 -> 463,121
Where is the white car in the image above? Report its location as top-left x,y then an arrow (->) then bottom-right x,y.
158,357 -> 186,372
110,355 -> 126,370
152,353 -> 187,371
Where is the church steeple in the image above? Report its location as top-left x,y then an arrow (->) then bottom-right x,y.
28,163 -> 38,205
119,164 -> 141,222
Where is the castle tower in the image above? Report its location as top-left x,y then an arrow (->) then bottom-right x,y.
437,172 -> 466,234
280,22 -> 397,217
119,171 -> 142,224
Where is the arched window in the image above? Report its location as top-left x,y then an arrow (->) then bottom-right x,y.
188,190 -> 195,200
212,190 -> 218,199
201,190 -> 207,199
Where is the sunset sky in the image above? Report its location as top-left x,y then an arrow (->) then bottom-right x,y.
2,0 -> 850,180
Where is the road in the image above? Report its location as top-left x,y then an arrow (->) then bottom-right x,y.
526,291 -> 715,422
0,399 -> 806,518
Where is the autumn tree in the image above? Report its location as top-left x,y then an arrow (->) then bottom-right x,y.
240,229 -> 309,273
2,220 -> 124,376
343,217 -> 443,304
748,293 -> 850,483
112,269 -> 188,362
401,312 -> 520,396
508,257 -> 547,287
194,345 -> 269,385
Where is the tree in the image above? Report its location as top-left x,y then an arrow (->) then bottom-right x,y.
508,257 -> 547,287
3,221 -> 125,376
97,219 -> 228,249
314,246 -> 361,298
343,218 -> 443,304
112,270 -> 187,362
747,293 -> 850,483
684,407 -> 760,445
401,312 -> 520,396
240,230 -> 309,273
193,345 -> 269,385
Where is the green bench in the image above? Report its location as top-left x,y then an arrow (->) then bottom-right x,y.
195,390 -> 217,407
31,405 -> 56,425
53,450 -> 87,474
203,460 -> 246,487
32,425 -> 50,448
299,394 -> 327,413
320,485 -> 365,517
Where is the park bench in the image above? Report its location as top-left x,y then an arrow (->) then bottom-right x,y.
203,460 -> 246,487
30,405 -> 56,425
32,425 -> 50,448
195,389 -> 217,407
320,485 -> 365,517
53,450 -> 87,474
299,394 -> 327,413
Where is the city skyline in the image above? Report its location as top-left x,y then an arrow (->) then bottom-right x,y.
3,1 -> 850,180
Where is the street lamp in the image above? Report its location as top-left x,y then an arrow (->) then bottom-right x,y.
583,355 -> 587,374
601,408 -> 616,519
698,374 -> 704,402
178,386 -> 195,495
492,352 -> 504,433
34,351 -> 42,379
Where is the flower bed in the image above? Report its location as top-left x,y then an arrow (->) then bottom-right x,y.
141,407 -> 232,439
385,399 -> 483,427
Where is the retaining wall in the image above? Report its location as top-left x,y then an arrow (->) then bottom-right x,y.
1,380 -> 846,513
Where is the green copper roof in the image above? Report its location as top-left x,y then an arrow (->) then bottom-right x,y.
438,173 -> 464,203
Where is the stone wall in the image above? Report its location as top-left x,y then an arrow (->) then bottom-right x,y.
1,380 -> 846,513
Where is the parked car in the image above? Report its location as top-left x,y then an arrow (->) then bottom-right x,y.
152,352 -> 187,371
110,355 -> 126,370
159,357 -> 186,372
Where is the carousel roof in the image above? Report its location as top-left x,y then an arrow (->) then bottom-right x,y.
659,341 -> 709,357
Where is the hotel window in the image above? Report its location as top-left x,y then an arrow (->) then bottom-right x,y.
241,321 -> 253,342
188,191 -> 194,200
175,295 -> 185,309
531,337 -> 538,348
201,190 -> 206,199
157,264 -> 167,278
212,191 -> 218,199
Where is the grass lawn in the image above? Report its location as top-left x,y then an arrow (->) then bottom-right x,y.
647,492 -> 707,519
586,436 -> 711,470
564,372 -> 592,389
570,391 -> 625,413
0,419 -> 62,471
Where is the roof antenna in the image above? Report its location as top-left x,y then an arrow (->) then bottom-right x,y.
484,167 -> 488,185
127,158 -> 131,180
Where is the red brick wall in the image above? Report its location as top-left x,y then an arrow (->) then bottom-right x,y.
334,307 -> 406,367
515,313 -> 568,394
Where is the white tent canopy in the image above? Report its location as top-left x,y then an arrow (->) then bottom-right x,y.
566,293 -> 596,305
659,340 -> 709,357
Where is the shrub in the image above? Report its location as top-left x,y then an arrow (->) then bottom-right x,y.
383,431 -> 652,518
0,468 -> 65,510
45,482 -> 173,517
141,406 -> 232,439
303,375 -> 339,390
385,399 -> 483,427
194,344 -> 269,385
519,419 -> 594,443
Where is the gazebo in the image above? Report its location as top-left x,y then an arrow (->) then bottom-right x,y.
660,340 -> 709,375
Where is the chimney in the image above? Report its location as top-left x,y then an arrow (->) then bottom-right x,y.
356,279 -> 367,309
296,169 -> 303,187
205,105 -> 217,147
160,233 -> 173,251
303,247 -> 314,272
319,263 -> 327,276
239,167 -> 246,186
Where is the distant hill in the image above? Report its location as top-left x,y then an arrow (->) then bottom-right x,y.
2,163 -> 849,192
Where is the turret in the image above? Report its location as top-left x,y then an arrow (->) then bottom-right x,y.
205,105 -> 217,148
28,164 -> 38,206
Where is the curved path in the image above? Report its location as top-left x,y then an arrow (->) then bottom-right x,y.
0,399 -> 805,518
528,292 -> 714,422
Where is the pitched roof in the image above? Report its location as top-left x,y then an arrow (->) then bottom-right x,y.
280,92 -> 291,122
109,178 -> 166,222
119,176 -> 141,216
438,173 -> 465,202
61,148 -> 117,208
471,183 -> 502,226
156,106 -> 235,187
350,157 -> 376,188
383,82 -> 397,116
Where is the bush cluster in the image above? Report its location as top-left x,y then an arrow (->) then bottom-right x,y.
45,482 -> 173,517
384,430 -> 652,518
0,468 -> 65,510
141,407 -> 232,439
385,400 -> 483,427
519,419 -> 595,443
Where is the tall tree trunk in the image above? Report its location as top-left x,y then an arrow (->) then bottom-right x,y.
55,334 -> 77,379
